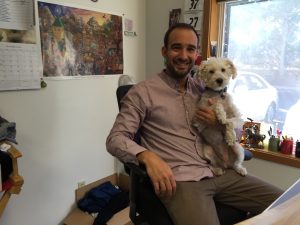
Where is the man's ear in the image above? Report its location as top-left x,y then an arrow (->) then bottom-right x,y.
194,49 -> 199,61
161,46 -> 167,58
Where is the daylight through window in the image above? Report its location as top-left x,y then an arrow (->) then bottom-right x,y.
220,0 -> 300,142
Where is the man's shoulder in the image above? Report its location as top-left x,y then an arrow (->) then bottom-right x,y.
124,74 -> 157,97
134,73 -> 164,89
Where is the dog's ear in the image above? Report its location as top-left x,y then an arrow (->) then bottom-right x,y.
197,61 -> 209,83
225,59 -> 237,79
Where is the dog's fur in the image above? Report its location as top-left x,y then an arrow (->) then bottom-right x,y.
193,57 -> 247,176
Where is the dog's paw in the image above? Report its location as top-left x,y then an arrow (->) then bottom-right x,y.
210,167 -> 225,176
234,166 -> 247,176
215,105 -> 227,124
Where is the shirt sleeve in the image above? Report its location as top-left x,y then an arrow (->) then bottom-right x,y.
106,84 -> 148,164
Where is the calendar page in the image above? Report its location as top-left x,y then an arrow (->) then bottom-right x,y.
0,42 -> 41,91
184,11 -> 203,31
184,0 -> 204,11
0,0 -> 34,30
184,0 -> 204,32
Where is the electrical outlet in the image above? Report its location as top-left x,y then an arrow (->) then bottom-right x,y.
77,181 -> 85,188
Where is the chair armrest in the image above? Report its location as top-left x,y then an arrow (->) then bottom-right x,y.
124,162 -> 150,224
125,162 -> 148,178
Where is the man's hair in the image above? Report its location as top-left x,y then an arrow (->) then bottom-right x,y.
163,23 -> 199,48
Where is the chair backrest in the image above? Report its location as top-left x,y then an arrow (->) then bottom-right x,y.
116,85 -> 133,110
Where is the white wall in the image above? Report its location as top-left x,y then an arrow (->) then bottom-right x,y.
145,0 -> 184,77
0,0 -> 145,225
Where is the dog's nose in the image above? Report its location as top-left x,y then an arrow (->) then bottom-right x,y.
216,78 -> 223,85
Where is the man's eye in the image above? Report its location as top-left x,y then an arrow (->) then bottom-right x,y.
187,48 -> 196,52
172,46 -> 181,50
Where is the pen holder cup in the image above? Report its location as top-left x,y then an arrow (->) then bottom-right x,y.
280,140 -> 293,155
296,141 -> 300,158
268,137 -> 280,152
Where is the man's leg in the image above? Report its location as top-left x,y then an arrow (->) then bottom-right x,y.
214,169 -> 284,215
160,179 -> 220,225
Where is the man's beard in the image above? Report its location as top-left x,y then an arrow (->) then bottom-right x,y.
166,59 -> 194,79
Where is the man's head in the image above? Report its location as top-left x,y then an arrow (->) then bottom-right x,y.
162,23 -> 199,79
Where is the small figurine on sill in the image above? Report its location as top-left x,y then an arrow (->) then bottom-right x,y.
242,118 -> 266,149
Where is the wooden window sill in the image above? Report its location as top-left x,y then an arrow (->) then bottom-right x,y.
244,146 -> 300,168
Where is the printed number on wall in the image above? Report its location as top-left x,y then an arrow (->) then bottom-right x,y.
189,16 -> 198,28
190,0 -> 199,10
184,12 -> 203,31
184,0 -> 203,11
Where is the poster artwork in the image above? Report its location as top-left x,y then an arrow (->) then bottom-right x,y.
38,1 -> 123,77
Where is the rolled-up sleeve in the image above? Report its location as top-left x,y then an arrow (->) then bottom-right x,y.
106,85 -> 148,164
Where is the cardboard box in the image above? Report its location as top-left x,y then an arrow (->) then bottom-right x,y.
63,173 -> 133,225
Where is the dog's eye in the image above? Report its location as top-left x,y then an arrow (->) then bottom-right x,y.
209,70 -> 214,74
221,68 -> 226,72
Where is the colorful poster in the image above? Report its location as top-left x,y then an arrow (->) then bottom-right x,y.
38,1 -> 123,77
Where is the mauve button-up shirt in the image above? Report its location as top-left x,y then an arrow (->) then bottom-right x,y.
106,70 -> 213,181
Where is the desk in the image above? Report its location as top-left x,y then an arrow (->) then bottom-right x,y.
236,179 -> 300,225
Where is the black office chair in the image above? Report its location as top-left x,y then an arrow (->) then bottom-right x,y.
116,85 -> 253,225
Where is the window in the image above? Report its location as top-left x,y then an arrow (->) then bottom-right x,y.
219,0 -> 300,141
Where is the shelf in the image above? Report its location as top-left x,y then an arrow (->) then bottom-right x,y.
245,147 -> 300,168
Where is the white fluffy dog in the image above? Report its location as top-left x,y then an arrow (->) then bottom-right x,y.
193,57 -> 247,176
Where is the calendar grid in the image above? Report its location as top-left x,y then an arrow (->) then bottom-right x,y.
0,42 -> 41,91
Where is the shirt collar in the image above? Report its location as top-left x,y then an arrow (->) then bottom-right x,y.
158,69 -> 193,92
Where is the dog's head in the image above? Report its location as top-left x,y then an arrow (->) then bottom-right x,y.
196,57 -> 237,91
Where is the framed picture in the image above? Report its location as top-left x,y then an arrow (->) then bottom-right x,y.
169,9 -> 181,27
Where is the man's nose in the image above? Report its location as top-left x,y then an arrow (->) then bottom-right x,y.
178,49 -> 189,59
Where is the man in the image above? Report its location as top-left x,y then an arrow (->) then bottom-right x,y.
106,23 -> 283,225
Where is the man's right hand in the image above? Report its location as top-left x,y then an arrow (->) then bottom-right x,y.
137,150 -> 176,198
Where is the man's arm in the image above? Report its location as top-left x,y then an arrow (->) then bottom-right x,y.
106,85 -> 176,197
106,86 -> 148,163
137,150 -> 176,198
